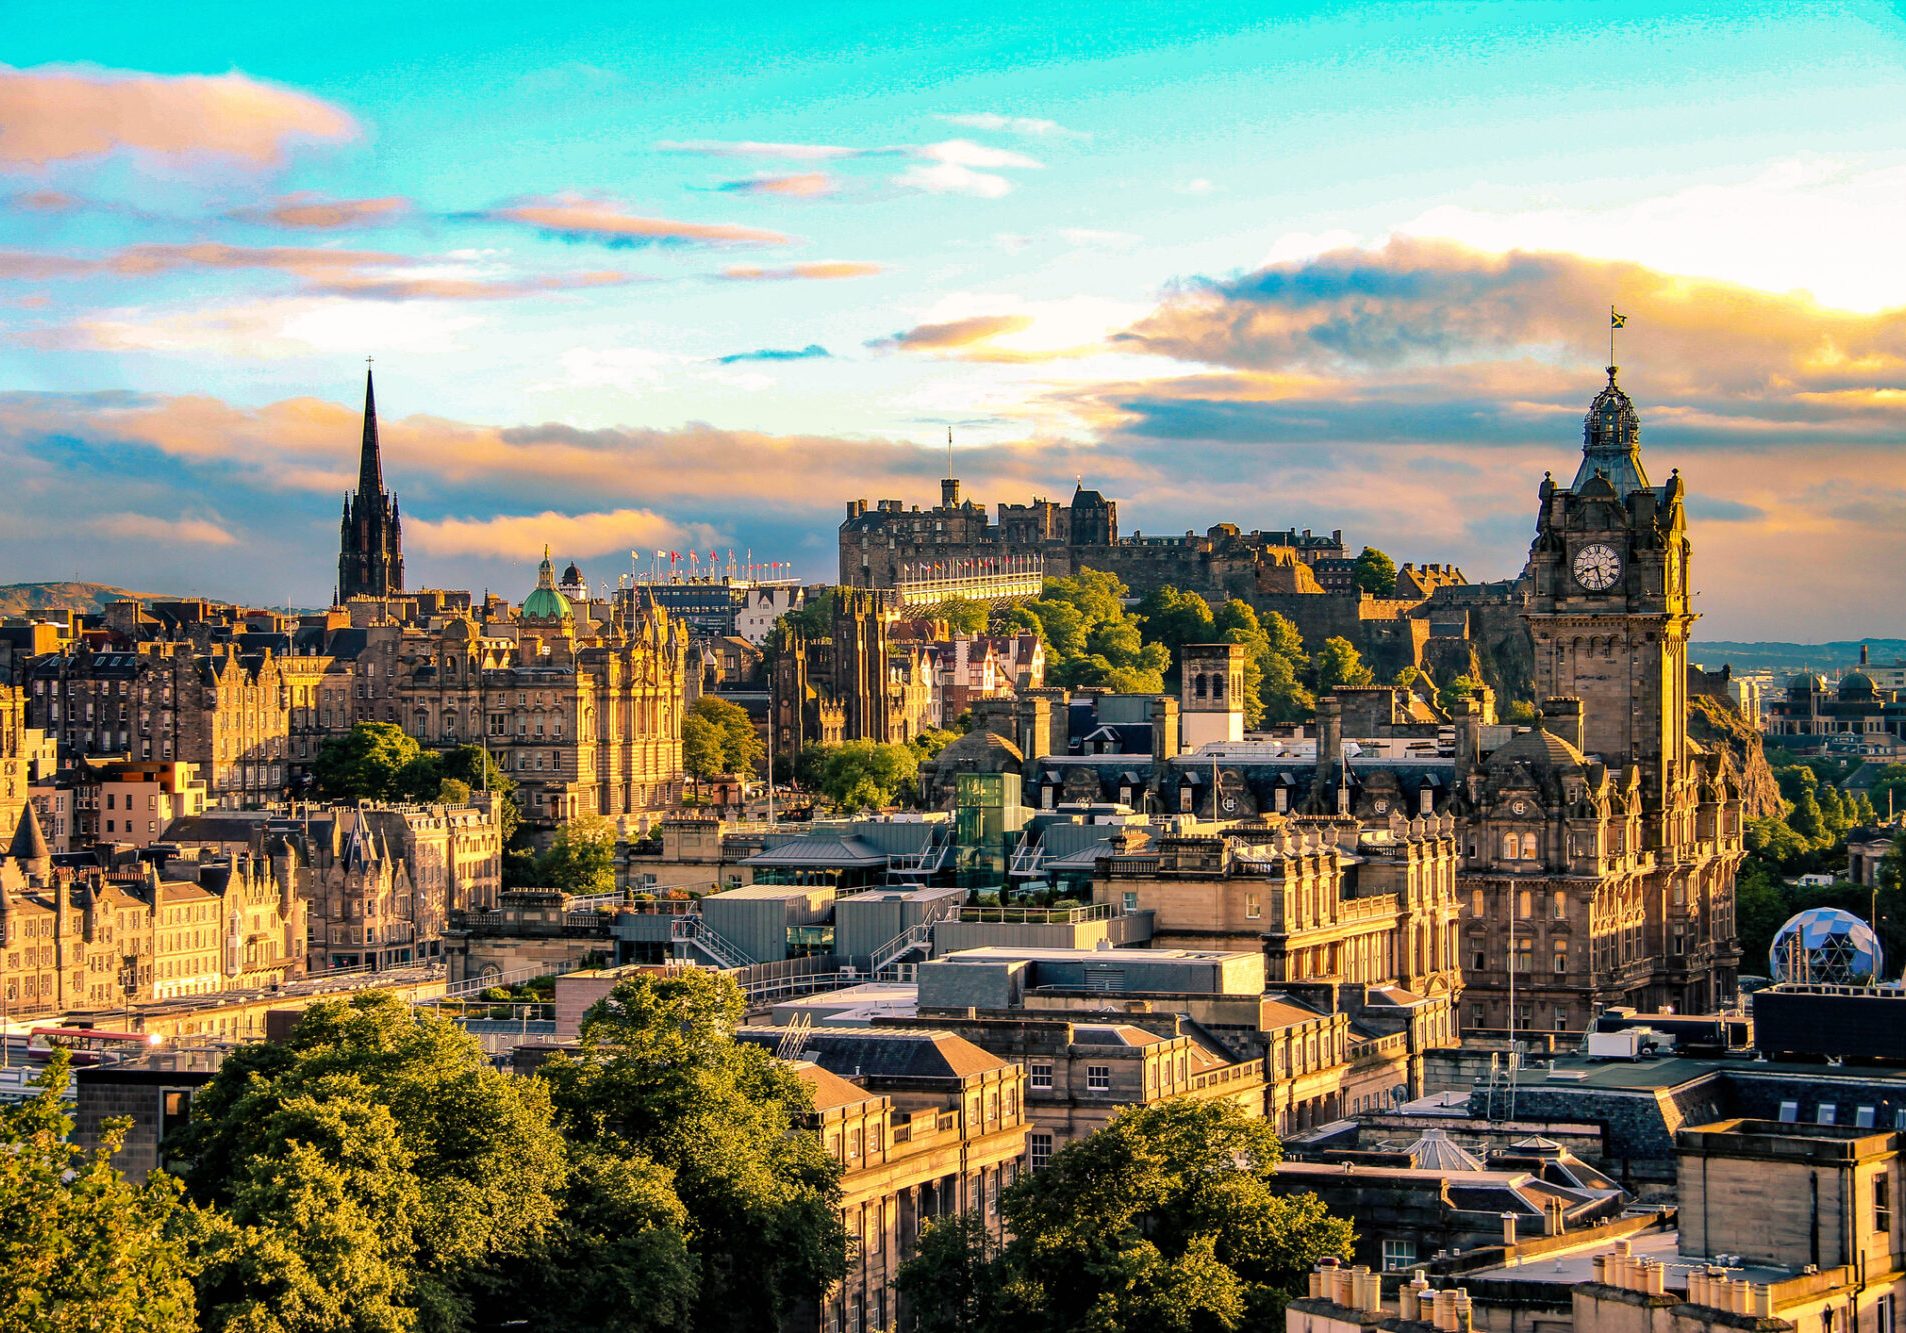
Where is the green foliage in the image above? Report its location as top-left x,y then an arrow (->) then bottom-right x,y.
174,992 -> 573,1333
1502,698 -> 1540,725
1867,765 -> 1906,823
988,604 -> 1046,641
1310,635 -> 1374,693
938,597 -> 991,635
811,739 -> 921,810
313,722 -> 436,803
897,1099 -> 1353,1333
0,1050 -> 198,1332
779,586 -> 835,641
1137,585 -> 1216,683
914,726 -> 962,759
534,815 -> 618,895
542,970 -> 848,1333
682,696 -> 765,782
1352,546 -> 1397,597
437,744 -> 520,839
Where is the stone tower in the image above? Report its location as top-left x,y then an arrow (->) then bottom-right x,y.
336,367 -> 405,603
1179,642 -> 1246,750
1523,364 -> 1693,813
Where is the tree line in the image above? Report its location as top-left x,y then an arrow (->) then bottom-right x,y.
1,969 -> 1354,1333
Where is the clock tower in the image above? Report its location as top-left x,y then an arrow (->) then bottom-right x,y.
1523,365 -> 1694,815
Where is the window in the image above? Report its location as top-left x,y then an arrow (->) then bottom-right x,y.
1122,891 -> 1139,913
848,1128 -> 861,1159
1877,1174 -> 1892,1234
1028,1060 -> 1053,1089
1518,889 -> 1533,918
1086,1064 -> 1111,1093
1818,1104 -> 1839,1126
1382,1239 -> 1418,1272
1246,892 -> 1261,920
1552,891 -> 1567,919
1029,1132 -> 1053,1171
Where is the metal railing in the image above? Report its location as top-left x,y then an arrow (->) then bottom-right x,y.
669,914 -> 755,969
957,902 -> 1111,925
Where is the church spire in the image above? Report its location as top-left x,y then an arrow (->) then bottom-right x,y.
359,362 -> 384,497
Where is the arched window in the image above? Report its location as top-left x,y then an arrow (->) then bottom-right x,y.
1470,888 -> 1485,916
1521,832 -> 1539,860
1211,675 -> 1225,701
1502,832 -> 1519,859
1518,889 -> 1533,919
1194,674 -> 1208,699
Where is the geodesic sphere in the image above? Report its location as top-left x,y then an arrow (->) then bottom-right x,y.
1769,907 -> 1883,985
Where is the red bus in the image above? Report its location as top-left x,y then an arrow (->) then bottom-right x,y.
26,1026 -> 162,1065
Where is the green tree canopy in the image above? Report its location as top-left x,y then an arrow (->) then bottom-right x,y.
1310,636 -> 1375,694
534,815 -> 618,895
814,739 -> 921,810
0,1051 -> 198,1333
682,696 -> 765,782
312,722 -> 436,803
1137,585 -> 1216,683
897,1099 -> 1353,1333
541,970 -> 848,1333
1352,546 -> 1397,597
438,744 -> 520,838
938,597 -> 991,635
779,587 -> 836,641
173,992 -> 575,1333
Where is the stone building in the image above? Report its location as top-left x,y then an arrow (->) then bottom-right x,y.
0,806 -> 307,1017
163,797 -> 504,971
0,682 -> 26,847
772,587 -> 936,758
1765,671 -> 1906,757
29,759 -> 208,851
734,1026 -> 1030,1333
24,644 -> 291,807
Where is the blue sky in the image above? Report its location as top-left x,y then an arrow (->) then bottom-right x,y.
3,2 -> 1904,637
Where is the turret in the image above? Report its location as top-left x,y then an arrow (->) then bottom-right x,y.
8,802 -> 51,882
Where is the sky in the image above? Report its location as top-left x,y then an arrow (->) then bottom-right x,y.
2,1 -> 1904,640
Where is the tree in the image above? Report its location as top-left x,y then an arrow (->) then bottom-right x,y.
914,726 -> 962,759
1352,546 -> 1397,597
897,1099 -> 1353,1333
1259,653 -> 1315,725
0,1051 -> 198,1333
681,710 -> 726,784
173,992 -> 573,1333
313,722 -> 436,803
1137,586 -> 1216,683
989,603 -> 1046,642
1310,636 -> 1374,693
535,815 -> 618,895
541,970 -> 848,1333
688,696 -> 765,778
780,587 -> 836,641
939,598 -> 991,635
1867,765 -> 1906,823
815,740 -> 921,810
438,744 -> 521,840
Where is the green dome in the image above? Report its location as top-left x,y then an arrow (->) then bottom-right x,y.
521,546 -> 573,623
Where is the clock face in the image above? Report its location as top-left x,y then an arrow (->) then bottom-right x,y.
1572,542 -> 1622,592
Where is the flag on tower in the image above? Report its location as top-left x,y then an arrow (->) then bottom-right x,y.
1610,309 -> 1627,328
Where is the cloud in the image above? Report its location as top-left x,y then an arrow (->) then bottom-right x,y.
21,297 -> 484,357
713,172 -> 836,197
656,139 -> 886,161
716,344 -> 830,364
869,314 -> 1035,352
87,512 -> 239,546
407,508 -> 712,561
1061,228 -> 1139,251
474,193 -> 791,248
227,193 -> 411,229
1175,178 -> 1214,195
718,261 -> 882,281
938,113 -> 1084,139
663,136 -> 1042,197
0,63 -> 356,166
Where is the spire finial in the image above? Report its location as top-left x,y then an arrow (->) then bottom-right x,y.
358,361 -> 383,496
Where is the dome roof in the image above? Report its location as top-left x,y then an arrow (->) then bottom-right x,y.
521,546 -> 573,623
1487,726 -> 1589,774
1839,671 -> 1878,699
561,560 -> 583,584
1787,672 -> 1827,695
1572,366 -> 1650,496
933,728 -> 1024,767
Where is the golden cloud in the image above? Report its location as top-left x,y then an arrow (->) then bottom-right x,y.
481,194 -> 792,247
0,64 -> 356,166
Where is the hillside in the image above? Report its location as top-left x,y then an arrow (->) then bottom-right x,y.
1692,638 -> 1906,674
0,581 -> 169,618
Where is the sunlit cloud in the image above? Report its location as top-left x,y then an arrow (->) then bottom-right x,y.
0,63 -> 356,166
407,507 -> 717,562
719,261 -> 882,281
656,139 -> 887,161
713,172 -> 836,197
869,314 -> 1035,352
474,193 -> 792,247
87,512 -> 239,546
227,192 -> 412,229
661,136 -> 1042,196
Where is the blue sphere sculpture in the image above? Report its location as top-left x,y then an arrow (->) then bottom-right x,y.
1769,907 -> 1883,985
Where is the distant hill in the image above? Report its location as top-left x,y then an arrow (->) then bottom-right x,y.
1692,638 -> 1906,675
0,581 -> 170,618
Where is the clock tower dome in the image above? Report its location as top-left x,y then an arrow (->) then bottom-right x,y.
1523,365 -> 1694,814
